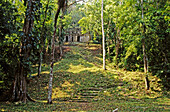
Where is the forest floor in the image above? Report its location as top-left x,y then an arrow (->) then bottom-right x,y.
0,42 -> 170,111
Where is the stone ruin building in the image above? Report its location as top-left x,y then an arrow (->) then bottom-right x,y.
64,28 -> 90,42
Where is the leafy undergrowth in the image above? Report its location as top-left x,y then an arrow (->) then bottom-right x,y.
0,42 -> 170,111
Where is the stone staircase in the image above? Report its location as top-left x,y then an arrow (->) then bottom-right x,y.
70,87 -> 103,102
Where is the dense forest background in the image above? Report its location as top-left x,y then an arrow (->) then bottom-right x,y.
78,0 -> 169,79
0,0 -> 169,106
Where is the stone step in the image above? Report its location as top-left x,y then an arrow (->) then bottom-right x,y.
71,97 -> 98,102
70,99 -> 88,102
79,96 -> 96,98
79,90 -> 100,93
79,87 -> 103,91
78,93 -> 99,96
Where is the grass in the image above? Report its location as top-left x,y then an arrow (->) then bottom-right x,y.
0,42 -> 169,111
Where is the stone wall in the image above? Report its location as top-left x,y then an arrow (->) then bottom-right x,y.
64,28 -> 90,42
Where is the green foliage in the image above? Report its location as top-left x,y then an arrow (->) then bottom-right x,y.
68,3 -> 85,28
78,0 -> 102,36
0,0 -> 60,92
79,0 -> 170,87
0,0 -> 21,90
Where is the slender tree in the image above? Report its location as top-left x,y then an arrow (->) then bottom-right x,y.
47,0 -> 66,104
114,26 -> 120,68
106,20 -> 111,62
101,0 -> 106,70
58,6 -> 67,59
114,1 -> 122,68
141,0 -> 149,90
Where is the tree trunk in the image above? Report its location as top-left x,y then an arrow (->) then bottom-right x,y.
88,32 -> 91,45
107,20 -> 111,62
11,0 -> 37,103
107,40 -> 111,62
141,0 -> 150,90
113,26 -> 120,68
116,28 -> 120,68
11,65 -> 27,103
59,26 -> 63,59
38,52 -> 42,77
101,0 -> 106,70
47,26 -> 56,104
59,11 -> 64,59
47,0 -> 66,104
142,39 -> 147,73
38,0 -> 50,77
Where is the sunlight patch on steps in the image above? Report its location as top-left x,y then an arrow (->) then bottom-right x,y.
52,87 -> 71,99
62,81 -> 74,87
54,61 -> 60,66
33,100 -> 73,103
85,46 -> 98,50
31,73 -> 38,76
1,109 -> 6,112
41,71 -> 50,74
32,63 -> 48,67
31,71 -> 50,76
67,63 -> 102,73
103,90 -> 111,96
